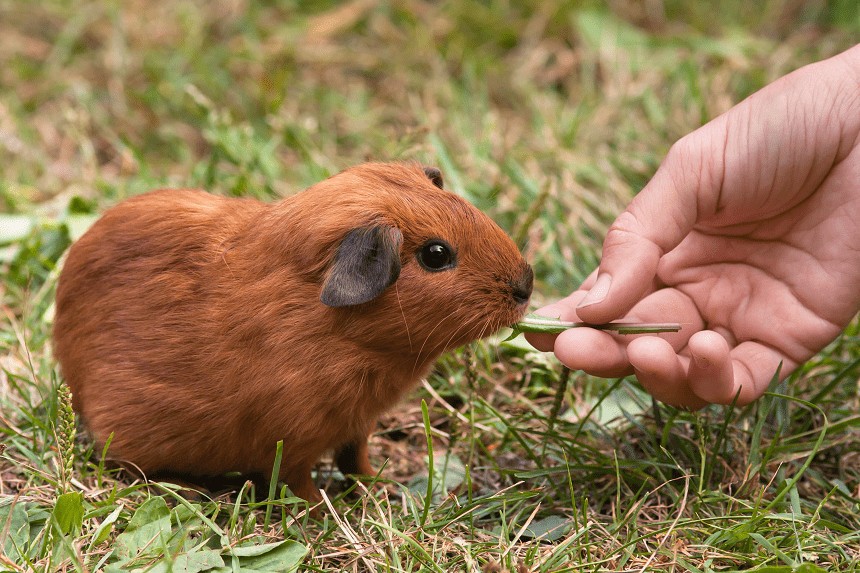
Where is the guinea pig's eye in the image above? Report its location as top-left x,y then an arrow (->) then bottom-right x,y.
416,240 -> 456,272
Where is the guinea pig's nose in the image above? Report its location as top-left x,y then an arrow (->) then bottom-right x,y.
510,265 -> 534,305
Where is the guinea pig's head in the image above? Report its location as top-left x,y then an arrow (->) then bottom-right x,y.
281,163 -> 532,358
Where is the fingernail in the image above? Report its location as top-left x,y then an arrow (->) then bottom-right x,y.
577,273 -> 612,308
531,306 -> 561,320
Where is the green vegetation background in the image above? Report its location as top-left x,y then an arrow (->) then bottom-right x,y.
0,1 -> 858,571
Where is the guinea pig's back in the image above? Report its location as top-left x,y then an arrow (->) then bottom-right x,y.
53,189 -> 265,471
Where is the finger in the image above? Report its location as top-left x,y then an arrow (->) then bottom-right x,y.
627,337 -> 708,409
523,331 -> 558,353
530,285 -> 702,375
620,287 -> 704,352
576,128 -> 724,325
686,331 -> 736,404
687,333 -> 796,405
553,327 -> 633,378
524,291 -> 588,351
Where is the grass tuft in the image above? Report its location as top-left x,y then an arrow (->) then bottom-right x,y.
1,1 -> 859,571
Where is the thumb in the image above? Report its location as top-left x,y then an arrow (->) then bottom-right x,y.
576,131 -> 720,324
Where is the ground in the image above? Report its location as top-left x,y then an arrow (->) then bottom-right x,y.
0,1 -> 858,571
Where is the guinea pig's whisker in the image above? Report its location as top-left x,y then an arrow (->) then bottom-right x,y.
436,306 -> 480,354
471,318 -> 493,348
393,284 -> 413,353
479,318 -> 504,365
359,368 -> 371,400
218,239 -> 238,280
412,303 -> 470,378
415,303 -> 464,357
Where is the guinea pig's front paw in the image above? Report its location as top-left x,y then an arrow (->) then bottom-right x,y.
284,471 -> 324,506
334,438 -> 375,478
280,466 -> 322,506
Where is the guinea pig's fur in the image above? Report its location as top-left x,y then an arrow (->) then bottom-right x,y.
53,162 -> 533,503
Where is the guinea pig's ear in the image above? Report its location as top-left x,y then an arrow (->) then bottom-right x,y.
423,167 -> 444,189
320,225 -> 403,307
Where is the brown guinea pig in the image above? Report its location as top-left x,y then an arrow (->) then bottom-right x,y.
53,162 -> 533,503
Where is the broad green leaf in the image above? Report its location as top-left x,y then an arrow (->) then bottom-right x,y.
175,550 -> 225,572
407,452 -> 467,501
0,500 -> 32,559
570,382 -> 650,428
794,565 -> 827,573
144,549 -> 225,573
53,491 -> 84,536
115,496 -> 172,560
232,540 -> 296,557
235,539 -> 308,572
434,452 -> 466,493
520,515 -> 570,542
89,504 -> 124,549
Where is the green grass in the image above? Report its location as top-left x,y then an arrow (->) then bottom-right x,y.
1,1 -> 859,571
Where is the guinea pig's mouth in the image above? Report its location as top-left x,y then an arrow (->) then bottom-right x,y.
470,265 -> 533,341
469,298 -> 532,344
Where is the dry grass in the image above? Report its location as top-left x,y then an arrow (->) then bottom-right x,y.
1,1 -> 859,571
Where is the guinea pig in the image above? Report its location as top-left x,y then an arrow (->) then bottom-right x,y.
53,162 -> 533,503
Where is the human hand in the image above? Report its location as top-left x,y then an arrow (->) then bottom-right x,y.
527,44 -> 860,408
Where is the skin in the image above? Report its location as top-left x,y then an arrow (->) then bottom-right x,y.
527,44 -> 860,409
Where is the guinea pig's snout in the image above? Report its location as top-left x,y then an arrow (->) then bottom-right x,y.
510,265 -> 534,306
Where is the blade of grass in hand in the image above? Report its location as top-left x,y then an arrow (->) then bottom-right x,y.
507,314 -> 681,340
